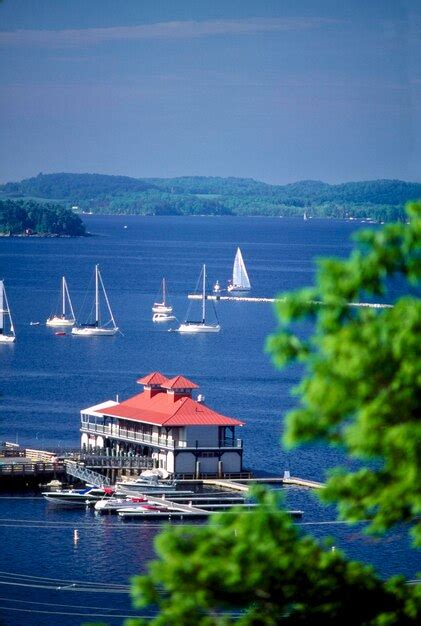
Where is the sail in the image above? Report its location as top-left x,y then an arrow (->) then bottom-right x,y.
232,248 -> 251,289
0,281 -> 4,330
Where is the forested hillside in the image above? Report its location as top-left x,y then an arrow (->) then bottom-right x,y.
1,173 -> 420,221
0,199 -> 86,236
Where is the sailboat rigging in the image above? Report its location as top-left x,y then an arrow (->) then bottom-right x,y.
175,265 -> 220,333
72,265 -> 119,336
152,278 -> 175,321
46,276 -> 76,327
0,280 -> 16,343
227,247 -> 251,293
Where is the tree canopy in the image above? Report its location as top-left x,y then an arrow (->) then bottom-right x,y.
1,173 -> 419,221
0,199 -> 86,236
266,201 -> 421,545
121,202 -> 420,626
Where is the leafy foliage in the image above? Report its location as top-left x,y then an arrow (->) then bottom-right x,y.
0,199 -> 86,236
266,202 -> 421,544
120,204 -> 420,626
126,489 -> 420,626
1,173 -> 419,220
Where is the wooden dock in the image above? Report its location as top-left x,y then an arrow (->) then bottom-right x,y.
202,475 -> 324,491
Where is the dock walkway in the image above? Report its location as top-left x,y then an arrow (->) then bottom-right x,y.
117,493 -> 303,519
188,294 -> 392,309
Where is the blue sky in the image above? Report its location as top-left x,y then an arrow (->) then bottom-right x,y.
0,0 -> 420,184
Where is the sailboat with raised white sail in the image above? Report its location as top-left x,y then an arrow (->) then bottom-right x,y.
46,276 -> 76,327
0,280 -> 16,343
227,247 -> 251,293
175,265 -> 220,333
72,265 -> 119,336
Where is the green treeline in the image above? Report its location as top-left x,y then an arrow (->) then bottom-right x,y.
0,199 -> 86,236
1,172 -> 420,221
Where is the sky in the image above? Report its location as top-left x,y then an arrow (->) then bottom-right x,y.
0,0 -> 420,185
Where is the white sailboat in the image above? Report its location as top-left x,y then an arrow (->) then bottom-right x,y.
227,247 -> 251,293
46,276 -> 76,327
0,280 -> 16,343
72,265 -> 119,336
152,278 -> 174,321
175,265 -> 220,333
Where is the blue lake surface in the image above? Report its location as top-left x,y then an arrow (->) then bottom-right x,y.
0,216 -> 419,625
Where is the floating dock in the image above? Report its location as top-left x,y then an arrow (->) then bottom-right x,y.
117,492 -> 303,520
187,294 -> 392,309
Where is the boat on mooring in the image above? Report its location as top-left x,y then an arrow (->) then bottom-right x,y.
0,280 -> 16,343
42,486 -> 114,506
46,276 -> 76,327
72,264 -> 119,336
174,264 -> 220,333
152,278 -> 173,315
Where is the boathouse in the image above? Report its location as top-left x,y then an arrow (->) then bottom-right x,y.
80,372 -> 244,477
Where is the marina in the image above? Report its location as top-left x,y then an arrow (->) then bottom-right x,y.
0,215 -> 417,626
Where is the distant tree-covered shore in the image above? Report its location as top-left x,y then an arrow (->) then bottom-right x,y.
0,199 -> 86,236
1,172 -> 420,221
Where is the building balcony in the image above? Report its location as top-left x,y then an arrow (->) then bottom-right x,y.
81,423 -> 242,450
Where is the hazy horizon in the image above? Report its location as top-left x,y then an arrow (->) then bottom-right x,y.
1,0 -> 420,185
2,170 -> 421,188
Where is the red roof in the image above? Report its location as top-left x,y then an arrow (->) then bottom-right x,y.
164,375 -> 199,390
137,372 -> 169,386
100,388 -> 243,427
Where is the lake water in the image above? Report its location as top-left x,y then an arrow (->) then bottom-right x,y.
0,216 -> 418,625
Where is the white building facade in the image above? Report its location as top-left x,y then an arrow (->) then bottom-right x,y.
80,372 -> 245,477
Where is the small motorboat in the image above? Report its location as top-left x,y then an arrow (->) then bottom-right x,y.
94,495 -> 147,513
55,331 -> 66,336
42,486 -> 115,506
30,321 -> 40,326
152,312 -> 176,322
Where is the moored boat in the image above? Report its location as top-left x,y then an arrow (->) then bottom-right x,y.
46,276 -> 76,327
0,280 -> 16,343
175,265 -> 220,333
42,486 -> 112,506
152,278 -> 173,315
72,265 -> 119,336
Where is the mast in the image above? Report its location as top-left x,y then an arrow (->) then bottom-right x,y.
202,265 -> 206,324
62,276 -> 66,316
0,281 -> 3,332
95,264 -> 99,325
63,277 -> 76,321
6,288 -> 15,335
98,267 -> 117,329
162,278 -> 166,306
2,282 -> 15,336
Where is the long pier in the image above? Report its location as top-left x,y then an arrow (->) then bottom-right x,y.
188,294 -> 392,309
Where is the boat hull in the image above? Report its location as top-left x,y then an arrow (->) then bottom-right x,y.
153,313 -> 176,322
175,323 -> 220,333
152,305 -> 173,314
72,327 -> 118,336
46,317 -> 75,327
0,334 -> 15,343
227,285 -> 251,293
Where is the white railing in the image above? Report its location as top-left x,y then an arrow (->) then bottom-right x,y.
81,423 -> 242,449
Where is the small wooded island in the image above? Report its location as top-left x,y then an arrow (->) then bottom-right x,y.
0,199 -> 86,237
